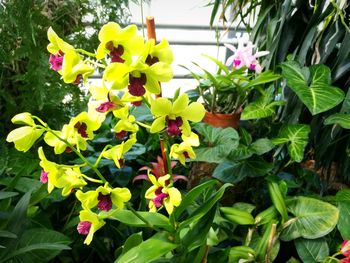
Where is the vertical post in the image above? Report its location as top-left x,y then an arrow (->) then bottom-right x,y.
145,16 -> 168,174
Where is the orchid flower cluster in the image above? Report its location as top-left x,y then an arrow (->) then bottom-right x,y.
6,22 -> 205,245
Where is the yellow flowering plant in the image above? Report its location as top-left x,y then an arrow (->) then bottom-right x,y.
6,22 -> 232,260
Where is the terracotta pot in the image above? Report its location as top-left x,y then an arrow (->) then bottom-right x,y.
202,111 -> 241,129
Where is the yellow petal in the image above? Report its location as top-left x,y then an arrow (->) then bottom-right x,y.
76,190 -> 99,210
168,187 -> 182,207
181,102 -> 205,122
182,132 -> 200,147
151,98 -> 172,117
111,188 -> 131,209
172,94 -> 189,114
148,62 -> 173,82
11,112 -> 35,126
150,116 -> 166,133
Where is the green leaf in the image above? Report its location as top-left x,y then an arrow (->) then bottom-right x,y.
268,181 -> 288,223
324,113 -> 350,129
115,236 -> 177,263
0,140 -> 8,175
0,191 -> 18,200
255,221 -> 277,261
281,61 -> 344,115
0,231 -> 17,239
246,70 -> 281,88
103,210 -> 173,232
272,124 -> 310,162
255,206 -> 279,226
122,232 -> 143,255
229,246 -> 255,262
7,191 -> 31,235
220,206 -> 255,225
194,123 -> 239,163
250,138 -> 275,155
336,189 -> 350,239
182,205 -> 217,252
180,183 -> 232,229
174,180 -> 217,219
281,197 -> 339,241
295,238 -> 329,263
213,156 -> 273,183
8,228 -> 71,263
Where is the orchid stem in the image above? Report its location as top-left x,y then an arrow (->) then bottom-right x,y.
76,48 -> 96,57
94,144 -> 112,167
43,126 -> 107,183
126,203 -> 162,232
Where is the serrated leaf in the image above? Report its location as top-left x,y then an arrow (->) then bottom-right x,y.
281,61 -> 344,115
272,124 -> 310,162
324,113 -> 350,129
281,197 -> 339,241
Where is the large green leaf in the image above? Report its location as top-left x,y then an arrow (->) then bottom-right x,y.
336,189 -> 350,239
281,197 -> 339,241
324,113 -> 350,129
281,61 -> 344,115
213,156 -> 273,183
272,124 -> 310,162
295,238 -> 329,263
246,70 -> 281,88
115,235 -> 177,263
194,123 -> 239,163
241,87 -> 285,120
7,228 -> 71,263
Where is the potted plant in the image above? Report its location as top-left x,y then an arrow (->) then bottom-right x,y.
182,33 -> 281,129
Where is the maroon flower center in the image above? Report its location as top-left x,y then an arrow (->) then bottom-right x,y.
106,41 -> 125,63
128,74 -> 147,96
166,117 -> 183,136
131,100 -> 142,107
118,159 -> 125,168
115,130 -> 128,140
96,101 -> 117,113
249,63 -> 256,71
77,221 -> 91,235
152,187 -> 169,208
40,171 -> 48,183
234,59 -> 241,67
74,122 -> 88,138
49,53 -> 64,71
65,147 -> 73,153
97,193 -> 113,212
183,151 -> 190,159
74,74 -> 82,85
145,55 -> 159,66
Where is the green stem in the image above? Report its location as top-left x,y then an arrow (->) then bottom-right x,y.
84,59 -> 106,68
142,96 -> 151,107
45,127 -> 107,183
94,144 -> 113,167
76,48 -> 96,57
126,203 -> 162,232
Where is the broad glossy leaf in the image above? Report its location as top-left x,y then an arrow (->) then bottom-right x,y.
104,210 -> 173,232
220,206 -> 255,225
324,113 -> 350,129
250,138 -> 275,155
272,124 -> 310,162
115,236 -> 177,263
213,156 -> 273,183
336,189 -> 350,239
295,238 -> 329,263
122,232 -> 143,255
194,123 -> 239,163
281,61 -> 344,115
246,70 -> 281,88
281,197 -> 339,241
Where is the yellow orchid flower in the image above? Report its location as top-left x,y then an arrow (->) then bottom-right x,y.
102,134 -> 137,168
61,49 -> 94,84
77,210 -> 106,245
76,183 -> 131,212
112,106 -> 139,139
69,111 -> 102,139
38,147 -> 87,195
144,38 -> 173,65
170,132 -> 199,165
145,174 -> 181,215
6,113 -> 44,152
96,22 -> 144,63
103,44 -> 173,96
47,27 -> 74,72
150,93 -> 205,136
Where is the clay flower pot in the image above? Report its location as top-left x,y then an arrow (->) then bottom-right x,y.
202,110 -> 241,129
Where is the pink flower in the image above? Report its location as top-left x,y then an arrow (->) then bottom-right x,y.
40,170 -> 48,183
77,221 -> 91,235
341,240 -> 350,257
340,258 -> 350,263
